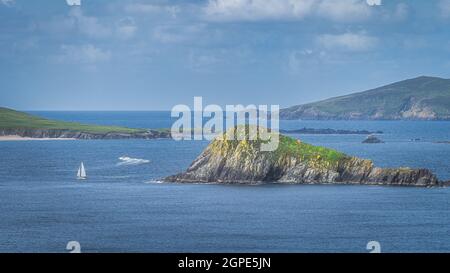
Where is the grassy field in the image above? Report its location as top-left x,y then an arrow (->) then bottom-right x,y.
277,134 -> 346,162
0,107 -> 146,134
275,134 -> 347,168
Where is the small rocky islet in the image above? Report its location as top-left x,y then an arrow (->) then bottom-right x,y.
362,135 -> 384,144
165,127 -> 445,187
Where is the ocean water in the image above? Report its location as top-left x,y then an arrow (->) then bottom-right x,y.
0,111 -> 449,253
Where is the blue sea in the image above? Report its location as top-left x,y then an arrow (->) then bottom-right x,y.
0,111 -> 449,253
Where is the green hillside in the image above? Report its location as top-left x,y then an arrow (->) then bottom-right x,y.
210,126 -> 347,169
281,76 -> 450,120
0,107 -> 145,134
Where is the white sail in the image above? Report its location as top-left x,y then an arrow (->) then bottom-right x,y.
80,162 -> 86,177
77,162 -> 87,179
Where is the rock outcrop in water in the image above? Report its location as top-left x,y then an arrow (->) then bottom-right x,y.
362,135 -> 384,144
165,129 -> 441,187
0,128 -> 171,140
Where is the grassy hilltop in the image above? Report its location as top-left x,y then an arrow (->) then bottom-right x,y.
0,107 -> 146,134
209,130 -> 347,170
281,76 -> 450,120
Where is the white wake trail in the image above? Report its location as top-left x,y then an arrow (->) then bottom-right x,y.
117,156 -> 150,166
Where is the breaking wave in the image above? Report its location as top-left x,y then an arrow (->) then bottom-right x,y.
144,180 -> 164,184
117,156 -> 150,166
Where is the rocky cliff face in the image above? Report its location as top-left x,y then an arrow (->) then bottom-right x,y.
280,102 -> 441,120
0,128 -> 171,139
165,133 -> 441,187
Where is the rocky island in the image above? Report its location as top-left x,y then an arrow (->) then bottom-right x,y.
0,107 -> 171,140
362,135 -> 384,144
165,128 -> 442,187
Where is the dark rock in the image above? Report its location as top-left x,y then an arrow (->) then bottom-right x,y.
362,135 -> 384,144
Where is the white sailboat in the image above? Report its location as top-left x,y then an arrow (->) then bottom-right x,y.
77,162 -> 87,180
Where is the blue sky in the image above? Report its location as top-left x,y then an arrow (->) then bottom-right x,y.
1,0 -> 450,110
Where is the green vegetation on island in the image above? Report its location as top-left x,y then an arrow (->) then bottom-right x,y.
276,134 -> 346,166
208,128 -> 348,171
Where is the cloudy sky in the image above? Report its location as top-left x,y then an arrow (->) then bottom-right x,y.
1,0 -> 450,110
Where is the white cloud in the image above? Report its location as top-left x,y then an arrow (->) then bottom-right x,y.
152,24 -> 205,44
402,37 -> 428,50
317,0 -> 372,22
203,0 -> 374,22
316,32 -> 378,51
366,0 -> 381,6
204,0 -> 316,21
56,44 -> 111,64
288,49 -> 315,73
12,37 -> 39,52
1,0 -> 14,7
125,3 -> 163,14
43,9 -> 139,41
43,9 -> 112,39
188,52 -> 222,72
116,17 -> 137,40
186,47 -> 254,73
125,3 -> 181,18
439,0 -> 450,18
392,3 -> 408,20
69,9 -> 112,39
66,0 -> 81,6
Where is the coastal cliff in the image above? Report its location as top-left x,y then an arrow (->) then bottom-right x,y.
165,130 -> 441,187
0,128 -> 170,140
0,107 -> 170,140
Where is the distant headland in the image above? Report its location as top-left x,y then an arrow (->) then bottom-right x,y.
0,107 -> 170,140
281,76 -> 450,120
